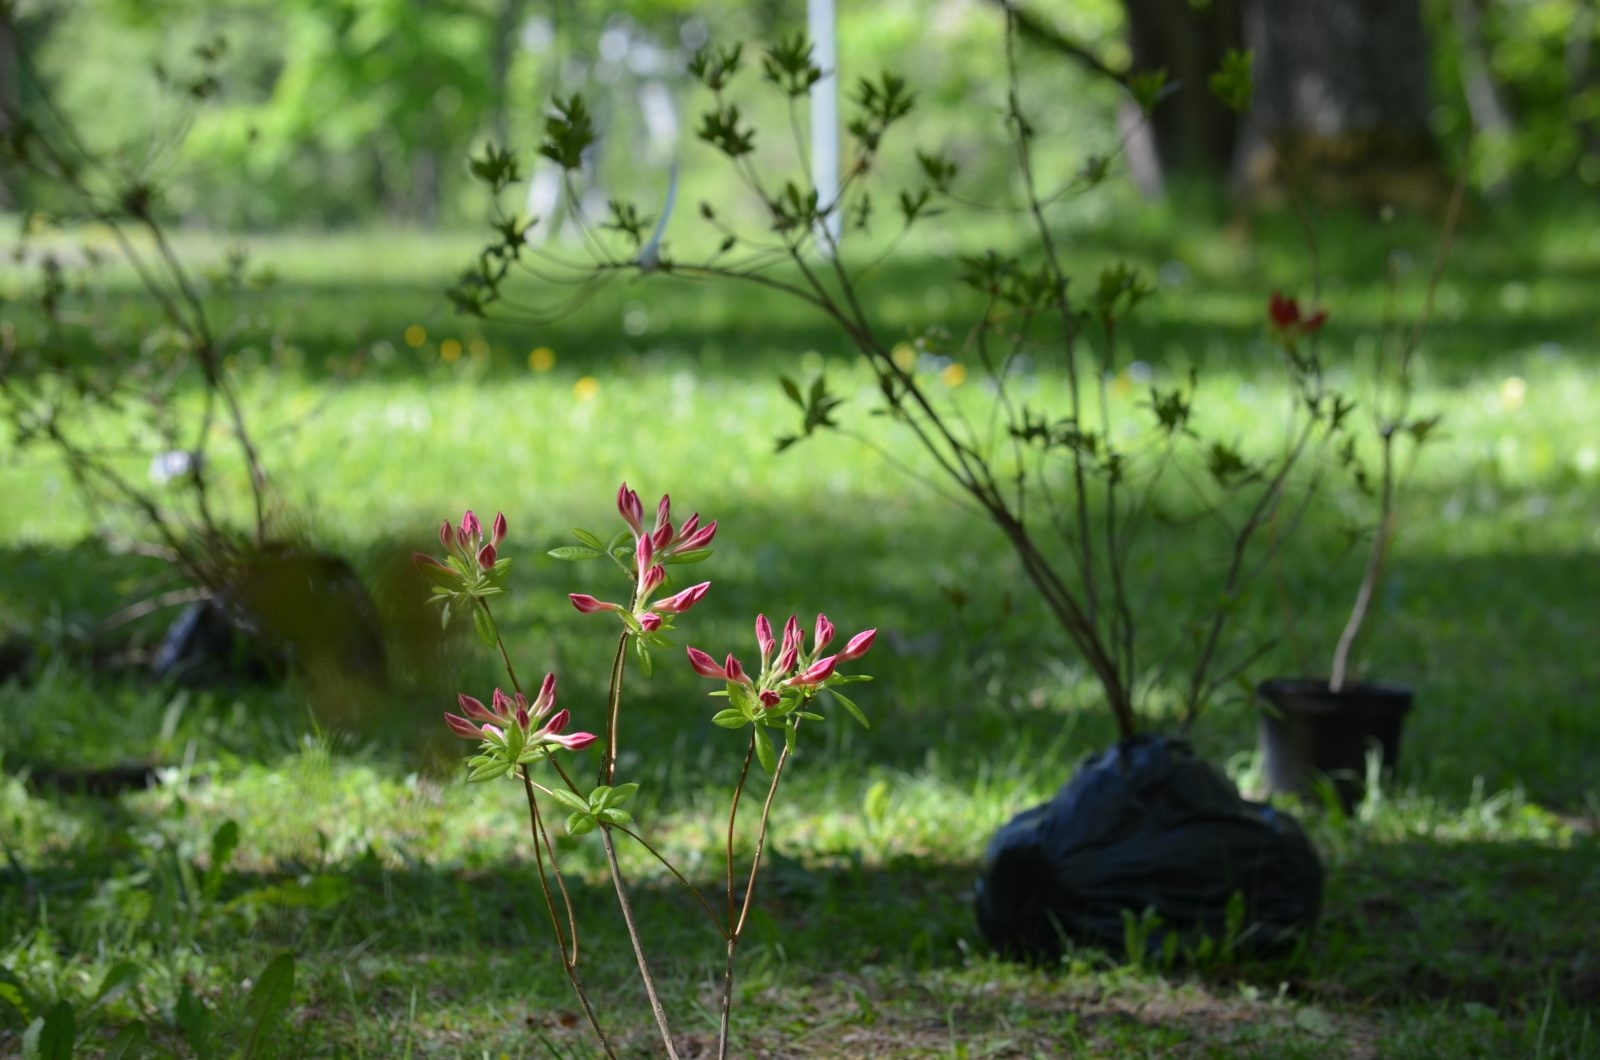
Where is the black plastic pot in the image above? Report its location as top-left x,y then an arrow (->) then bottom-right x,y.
1256,678 -> 1414,810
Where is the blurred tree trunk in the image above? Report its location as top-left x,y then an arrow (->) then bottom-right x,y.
489,0 -> 527,147
1238,0 -> 1448,207
0,14 -> 18,209
1120,0 -> 1243,195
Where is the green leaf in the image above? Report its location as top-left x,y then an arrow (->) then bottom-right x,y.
175,982 -> 211,1059
546,788 -> 590,814
566,813 -> 597,836
604,783 -> 640,809
634,636 -> 654,677
711,708 -> 749,729
103,1020 -> 147,1060
36,1000 -> 75,1060
202,820 -> 240,900
784,720 -> 798,753
472,605 -> 497,649
87,961 -> 142,1013
570,528 -> 608,551
780,375 -> 804,408
240,953 -> 294,1060
665,548 -> 713,565
416,563 -> 461,588
830,689 -> 871,729
547,545 -> 602,561
754,727 -> 777,775
0,965 -> 34,1019
466,760 -> 512,783
596,808 -> 634,826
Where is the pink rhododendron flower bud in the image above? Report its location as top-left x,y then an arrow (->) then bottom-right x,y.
724,653 -> 749,684
638,611 -> 663,632
776,643 -> 798,675
678,513 -> 700,540
543,708 -> 570,735
654,494 -> 671,534
839,628 -> 877,661
786,654 -> 838,687
477,543 -> 497,570
492,688 -> 516,718
570,594 -> 623,614
639,563 -> 667,597
635,533 -> 655,572
439,520 -> 454,552
755,614 -> 775,660
459,693 -> 495,723
814,613 -> 835,653
444,712 -> 487,739
532,673 -> 557,716
411,551 -> 451,573
515,704 -> 531,729
654,581 -> 710,614
687,647 -> 730,679
677,521 -> 717,551
462,510 -> 482,540
618,483 -> 644,536
759,690 -> 781,709
652,521 -> 674,550
547,730 -> 598,751
491,512 -> 507,546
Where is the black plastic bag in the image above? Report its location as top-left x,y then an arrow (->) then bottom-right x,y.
975,735 -> 1322,961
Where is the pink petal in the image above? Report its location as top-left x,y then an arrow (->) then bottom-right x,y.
654,581 -> 710,614
438,520 -> 454,552
687,646 -> 729,679
755,614 -> 775,659
459,693 -> 497,723
541,708 -> 571,736
813,613 -> 835,653
477,542 -> 497,570
461,510 -> 482,540
653,494 -> 671,534
532,672 -> 558,716
785,654 -> 837,687
638,611 -> 663,632
570,594 -> 622,614
839,628 -> 877,661
491,512 -> 508,546
444,712 -> 484,739
725,653 -> 749,684
618,483 -> 644,535
677,521 -> 717,551
640,563 -> 666,597
548,730 -> 597,751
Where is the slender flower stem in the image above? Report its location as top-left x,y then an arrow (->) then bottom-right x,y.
478,598 -> 523,695
522,772 -> 613,1058
718,723 -> 796,1060
597,631 -> 680,1059
724,740 -> 756,928
600,827 -> 679,1058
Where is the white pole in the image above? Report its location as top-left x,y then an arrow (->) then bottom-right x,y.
809,0 -> 842,249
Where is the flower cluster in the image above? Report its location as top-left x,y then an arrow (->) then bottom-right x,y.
1267,291 -> 1329,344
444,674 -> 597,782
689,613 -> 876,728
568,483 -> 716,634
411,509 -> 512,631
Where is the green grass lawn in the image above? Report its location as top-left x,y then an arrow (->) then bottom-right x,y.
1,190 -> 1598,1057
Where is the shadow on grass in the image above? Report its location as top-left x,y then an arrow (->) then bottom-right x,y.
3,792 -> 1595,1057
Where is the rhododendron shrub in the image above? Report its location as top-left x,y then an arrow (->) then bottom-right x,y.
414,486 -> 874,1060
